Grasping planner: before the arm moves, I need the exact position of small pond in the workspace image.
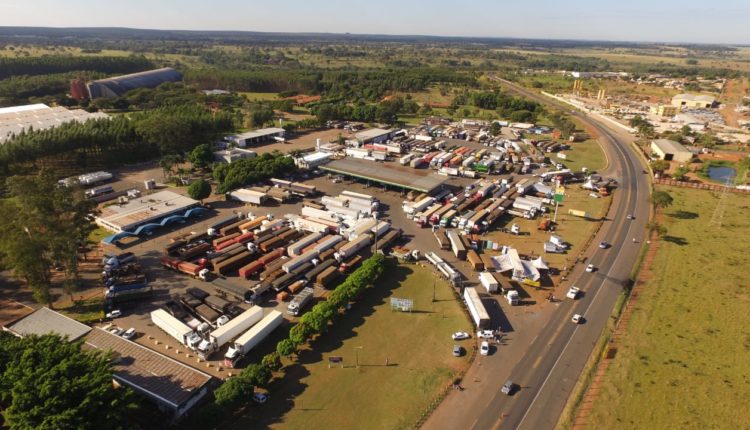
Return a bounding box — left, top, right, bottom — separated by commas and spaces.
707, 166, 736, 182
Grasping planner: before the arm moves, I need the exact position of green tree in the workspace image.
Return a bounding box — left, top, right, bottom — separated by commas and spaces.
0, 172, 97, 305
214, 375, 254, 408
1, 334, 137, 429
647, 221, 668, 237
650, 159, 670, 172
250, 109, 274, 127
673, 166, 689, 181
650, 190, 674, 212
188, 143, 215, 169
489, 122, 502, 136
289, 322, 312, 346
276, 339, 296, 357
242, 363, 272, 388
187, 179, 212, 202
261, 352, 282, 371
159, 154, 182, 180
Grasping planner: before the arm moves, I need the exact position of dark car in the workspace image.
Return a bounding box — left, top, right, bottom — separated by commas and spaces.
501, 380, 515, 395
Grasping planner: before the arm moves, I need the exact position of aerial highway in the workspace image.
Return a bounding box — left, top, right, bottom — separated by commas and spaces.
429, 77, 652, 430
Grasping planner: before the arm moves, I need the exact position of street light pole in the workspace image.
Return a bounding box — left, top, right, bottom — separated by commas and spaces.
355, 346, 363, 368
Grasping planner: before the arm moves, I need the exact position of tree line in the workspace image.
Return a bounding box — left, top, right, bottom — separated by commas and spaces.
185, 68, 476, 102
0, 105, 235, 177
0, 55, 154, 80
212, 152, 296, 194
212, 254, 386, 410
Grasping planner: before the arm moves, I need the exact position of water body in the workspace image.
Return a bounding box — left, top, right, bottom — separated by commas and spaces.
708, 166, 736, 182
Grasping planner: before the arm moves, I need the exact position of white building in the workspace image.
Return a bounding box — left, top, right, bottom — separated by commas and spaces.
0, 104, 108, 143
226, 128, 285, 147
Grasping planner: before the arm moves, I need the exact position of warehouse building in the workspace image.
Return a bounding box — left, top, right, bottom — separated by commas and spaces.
355, 128, 397, 145
671, 94, 715, 109
320, 157, 446, 194
296, 151, 331, 169
96, 190, 202, 238
85, 67, 183, 99
214, 148, 257, 164
651, 139, 694, 162
0, 104, 108, 143
84, 328, 212, 420
4, 307, 91, 341
226, 128, 285, 148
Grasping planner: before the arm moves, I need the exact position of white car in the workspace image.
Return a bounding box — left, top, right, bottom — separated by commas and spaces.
252, 392, 269, 404
105, 310, 122, 319
566, 287, 580, 300
586, 264, 596, 273
452, 332, 470, 341
572, 314, 583, 324
599, 241, 609, 249
477, 330, 495, 339
121, 328, 136, 340
627, 214, 635, 220
108, 327, 123, 336
480, 341, 490, 356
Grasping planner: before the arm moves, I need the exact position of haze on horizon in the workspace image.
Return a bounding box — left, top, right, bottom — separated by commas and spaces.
0, 0, 749, 45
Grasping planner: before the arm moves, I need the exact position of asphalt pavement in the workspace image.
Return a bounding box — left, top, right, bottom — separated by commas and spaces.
425, 78, 651, 430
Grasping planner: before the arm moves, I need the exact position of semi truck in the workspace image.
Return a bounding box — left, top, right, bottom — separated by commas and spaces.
211, 278, 253, 302
224, 310, 284, 368
463, 287, 490, 328
196, 306, 264, 359
335, 235, 371, 261
151, 309, 201, 348
445, 230, 467, 260
287, 287, 314, 316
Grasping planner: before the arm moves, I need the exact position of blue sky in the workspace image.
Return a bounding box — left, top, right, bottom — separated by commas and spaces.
0, 0, 748, 44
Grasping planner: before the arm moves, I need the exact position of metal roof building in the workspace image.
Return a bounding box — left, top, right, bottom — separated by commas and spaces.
651, 139, 694, 163
86, 67, 182, 99
320, 157, 446, 194
671, 94, 715, 109
95, 190, 199, 233
0, 104, 108, 143
355, 128, 396, 144
226, 127, 286, 148
3, 307, 91, 341
84, 328, 212, 420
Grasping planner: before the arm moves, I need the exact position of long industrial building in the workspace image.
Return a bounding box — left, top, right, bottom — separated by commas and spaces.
320, 157, 446, 194
85, 67, 183, 99
0, 104, 108, 143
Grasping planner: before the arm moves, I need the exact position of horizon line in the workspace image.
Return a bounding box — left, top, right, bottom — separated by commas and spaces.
0, 25, 747, 47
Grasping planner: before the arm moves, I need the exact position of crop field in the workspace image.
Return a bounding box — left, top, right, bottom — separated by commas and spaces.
587, 186, 750, 429
230, 261, 472, 430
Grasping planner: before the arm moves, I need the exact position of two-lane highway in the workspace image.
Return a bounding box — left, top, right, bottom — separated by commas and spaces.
467, 78, 651, 430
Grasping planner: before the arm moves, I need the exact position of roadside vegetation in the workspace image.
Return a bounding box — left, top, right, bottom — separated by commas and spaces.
587, 186, 750, 428
227, 260, 472, 430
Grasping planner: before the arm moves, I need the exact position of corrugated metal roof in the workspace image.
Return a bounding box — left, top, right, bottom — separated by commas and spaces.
5, 307, 91, 341
84, 328, 211, 409
652, 139, 691, 154
320, 158, 445, 193
87, 67, 182, 98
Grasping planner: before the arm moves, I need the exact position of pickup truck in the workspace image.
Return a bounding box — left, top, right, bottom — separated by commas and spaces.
566, 286, 580, 300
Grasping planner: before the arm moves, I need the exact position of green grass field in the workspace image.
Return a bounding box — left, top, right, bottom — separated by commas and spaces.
587, 186, 750, 428
231, 261, 472, 430
560, 138, 608, 173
